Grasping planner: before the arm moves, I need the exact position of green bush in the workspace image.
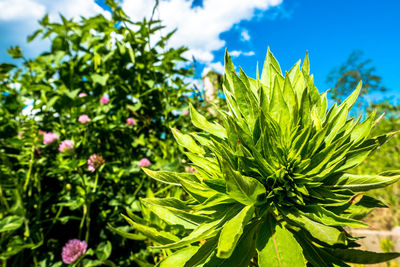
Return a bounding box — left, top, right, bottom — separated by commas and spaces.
353, 104, 400, 229
0, 2, 200, 266
124, 49, 400, 266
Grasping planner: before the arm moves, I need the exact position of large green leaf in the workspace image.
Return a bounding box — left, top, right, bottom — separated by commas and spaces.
324, 172, 400, 191
141, 198, 211, 228
261, 47, 282, 88
108, 224, 147, 241
295, 232, 349, 267
185, 235, 219, 267
193, 193, 237, 211
179, 178, 220, 203
339, 81, 362, 110
300, 205, 368, 228
185, 152, 220, 177
189, 104, 226, 139
221, 160, 266, 205
121, 214, 179, 245
230, 69, 258, 127
157, 246, 199, 267
172, 128, 205, 155
326, 248, 400, 264
217, 205, 255, 258
269, 78, 289, 127
285, 213, 345, 245
152, 218, 222, 249
203, 221, 259, 267
256, 214, 306, 267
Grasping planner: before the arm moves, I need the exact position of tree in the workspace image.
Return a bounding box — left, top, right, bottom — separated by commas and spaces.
326, 50, 386, 108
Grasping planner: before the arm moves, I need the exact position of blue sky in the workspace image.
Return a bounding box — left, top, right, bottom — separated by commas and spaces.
1, 0, 399, 103
211, 0, 400, 103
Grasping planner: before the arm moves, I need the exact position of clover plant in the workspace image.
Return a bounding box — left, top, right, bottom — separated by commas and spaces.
124, 49, 400, 266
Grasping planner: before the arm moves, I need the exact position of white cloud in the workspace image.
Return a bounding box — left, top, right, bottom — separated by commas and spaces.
243, 51, 255, 56
202, 61, 225, 76
0, 0, 279, 80
0, 0, 45, 21
121, 0, 282, 63
241, 29, 251, 41
230, 50, 241, 57
229, 50, 255, 58
41, 0, 109, 21
0, 0, 110, 61
0, 0, 108, 22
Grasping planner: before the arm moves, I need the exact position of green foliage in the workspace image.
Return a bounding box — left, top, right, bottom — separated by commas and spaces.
123, 48, 400, 266
353, 105, 400, 229
0, 1, 200, 266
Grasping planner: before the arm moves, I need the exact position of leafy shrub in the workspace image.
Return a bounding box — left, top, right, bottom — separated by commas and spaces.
353, 105, 400, 229
0, 2, 200, 266
123, 49, 400, 266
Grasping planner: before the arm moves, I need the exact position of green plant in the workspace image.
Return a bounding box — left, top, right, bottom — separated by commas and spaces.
352, 107, 400, 229
121, 49, 400, 266
0, 1, 201, 266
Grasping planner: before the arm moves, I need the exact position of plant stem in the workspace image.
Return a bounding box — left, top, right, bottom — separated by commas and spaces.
78, 203, 87, 240
85, 201, 91, 243
132, 177, 147, 198
23, 144, 35, 192
0, 186, 9, 210
153, 184, 173, 197
93, 172, 99, 193
44, 206, 63, 238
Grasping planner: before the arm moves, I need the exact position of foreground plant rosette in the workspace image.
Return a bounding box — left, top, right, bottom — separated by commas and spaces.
120, 49, 400, 266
